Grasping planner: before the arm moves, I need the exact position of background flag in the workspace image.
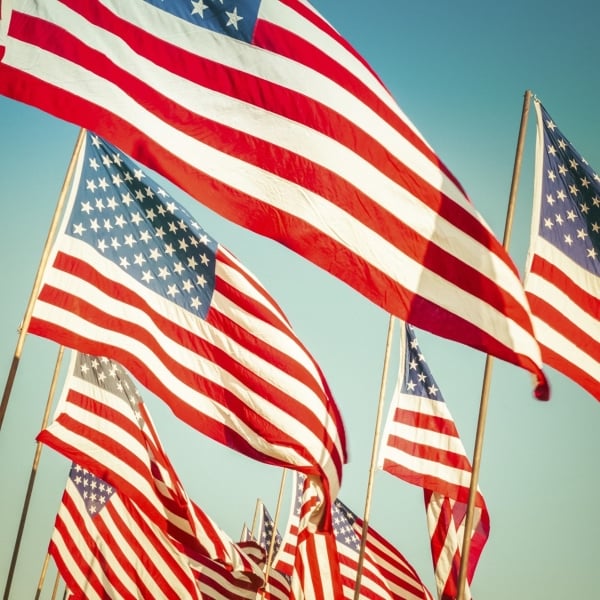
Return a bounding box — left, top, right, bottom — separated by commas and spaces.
30, 130, 346, 499
275, 472, 434, 600
524, 100, 600, 401
38, 351, 267, 598
378, 323, 490, 600
0, 0, 547, 397
256, 500, 291, 600
50, 462, 203, 600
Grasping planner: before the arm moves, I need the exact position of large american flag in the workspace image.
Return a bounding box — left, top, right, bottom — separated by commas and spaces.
275, 472, 434, 600
0, 0, 548, 397
29, 130, 346, 499
39, 351, 268, 599
377, 323, 490, 600
524, 100, 600, 401
50, 463, 203, 600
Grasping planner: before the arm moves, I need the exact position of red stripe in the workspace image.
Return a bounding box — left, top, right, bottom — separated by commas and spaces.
391, 406, 461, 437
383, 432, 473, 473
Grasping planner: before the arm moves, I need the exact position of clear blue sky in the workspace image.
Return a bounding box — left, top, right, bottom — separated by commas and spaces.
1, 1, 599, 598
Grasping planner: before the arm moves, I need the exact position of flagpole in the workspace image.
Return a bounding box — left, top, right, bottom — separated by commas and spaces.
0, 128, 85, 434
250, 497, 261, 539
49, 571, 61, 600
261, 469, 287, 599
353, 315, 395, 600
456, 89, 533, 600
3, 346, 66, 600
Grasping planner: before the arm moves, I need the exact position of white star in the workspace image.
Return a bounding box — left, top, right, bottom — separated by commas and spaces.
191, 0, 208, 17
226, 6, 243, 30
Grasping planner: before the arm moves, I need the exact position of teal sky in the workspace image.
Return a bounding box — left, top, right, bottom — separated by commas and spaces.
1, 1, 599, 598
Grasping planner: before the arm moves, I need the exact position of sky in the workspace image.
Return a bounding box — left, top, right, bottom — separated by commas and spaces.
1, 0, 599, 599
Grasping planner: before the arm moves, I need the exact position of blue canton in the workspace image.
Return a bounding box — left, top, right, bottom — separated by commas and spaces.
73, 353, 143, 420
332, 499, 361, 552
538, 105, 600, 275
401, 325, 444, 403
260, 505, 282, 555
69, 463, 115, 517
68, 132, 217, 319
143, 0, 261, 43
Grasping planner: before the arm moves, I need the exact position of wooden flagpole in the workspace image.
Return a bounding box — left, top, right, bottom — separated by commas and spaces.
33, 553, 50, 600
48, 571, 61, 600
3, 345, 66, 600
0, 128, 85, 434
352, 315, 395, 600
456, 89, 533, 600
261, 469, 287, 599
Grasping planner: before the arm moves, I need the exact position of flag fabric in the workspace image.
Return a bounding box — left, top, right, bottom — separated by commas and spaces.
523, 100, 600, 401
256, 500, 292, 600
275, 472, 434, 600
38, 351, 267, 598
50, 463, 203, 600
257, 502, 283, 558
29, 130, 346, 500
378, 323, 490, 600
0, 0, 548, 398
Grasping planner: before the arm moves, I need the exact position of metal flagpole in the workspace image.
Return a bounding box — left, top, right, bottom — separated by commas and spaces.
3, 345, 66, 600
352, 315, 396, 600
456, 89, 533, 600
261, 469, 287, 599
0, 128, 85, 433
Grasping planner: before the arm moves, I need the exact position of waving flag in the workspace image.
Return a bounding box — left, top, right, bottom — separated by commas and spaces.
50, 463, 203, 600
378, 323, 490, 600
275, 472, 434, 600
256, 500, 291, 600
0, 0, 547, 397
524, 100, 600, 401
30, 130, 346, 499
38, 351, 267, 598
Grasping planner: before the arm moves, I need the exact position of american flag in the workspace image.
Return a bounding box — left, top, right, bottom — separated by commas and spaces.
38, 351, 268, 599
256, 500, 292, 600
275, 472, 434, 600
524, 100, 600, 401
377, 323, 490, 600
258, 502, 283, 557
50, 463, 203, 600
0, 0, 548, 397
29, 130, 346, 500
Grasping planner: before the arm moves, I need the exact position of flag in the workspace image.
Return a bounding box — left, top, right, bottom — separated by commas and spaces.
38, 351, 267, 598
50, 462, 203, 600
257, 502, 283, 558
0, 0, 548, 397
29, 130, 346, 499
524, 100, 600, 401
256, 500, 292, 600
275, 472, 434, 600
378, 323, 490, 600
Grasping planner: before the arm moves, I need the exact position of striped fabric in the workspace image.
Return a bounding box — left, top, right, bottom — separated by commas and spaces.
39, 351, 266, 599
0, 0, 548, 398
378, 323, 490, 600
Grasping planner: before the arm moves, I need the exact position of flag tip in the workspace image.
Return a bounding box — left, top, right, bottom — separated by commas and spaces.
534, 377, 550, 401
